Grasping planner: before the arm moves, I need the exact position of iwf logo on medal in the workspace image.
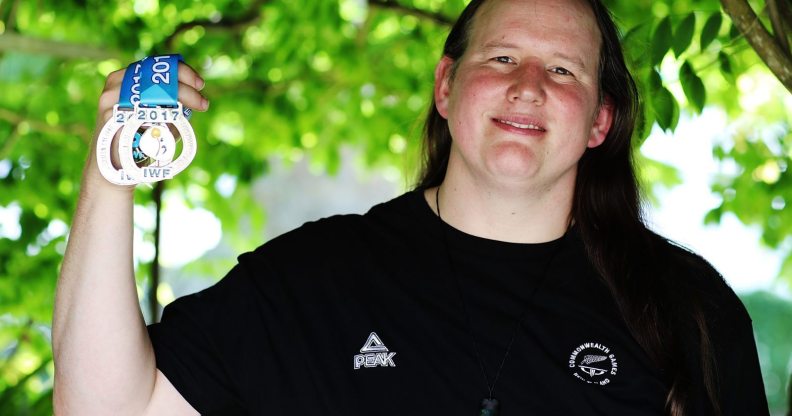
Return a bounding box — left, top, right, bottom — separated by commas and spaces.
568, 341, 618, 385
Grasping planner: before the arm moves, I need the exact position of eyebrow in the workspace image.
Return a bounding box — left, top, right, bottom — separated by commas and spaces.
481, 41, 520, 51
480, 41, 588, 70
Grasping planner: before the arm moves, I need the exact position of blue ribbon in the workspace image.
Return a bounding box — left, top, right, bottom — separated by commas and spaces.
116, 54, 192, 118
118, 58, 147, 109
139, 54, 183, 108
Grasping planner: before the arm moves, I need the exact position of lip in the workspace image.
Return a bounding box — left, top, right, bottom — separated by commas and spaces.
491, 115, 547, 136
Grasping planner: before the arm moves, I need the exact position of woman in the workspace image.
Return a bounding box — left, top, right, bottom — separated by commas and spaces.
53, 0, 768, 414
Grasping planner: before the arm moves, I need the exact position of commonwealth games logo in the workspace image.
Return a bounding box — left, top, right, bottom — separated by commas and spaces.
568, 341, 618, 385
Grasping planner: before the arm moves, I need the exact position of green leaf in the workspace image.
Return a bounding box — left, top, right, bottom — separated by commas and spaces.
679, 61, 706, 113
636, 106, 653, 143
672, 13, 696, 57
651, 17, 673, 66
639, 155, 682, 190
718, 51, 734, 81
779, 255, 792, 284
700, 12, 722, 51
728, 21, 742, 40
623, 23, 651, 66
648, 68, 663, 90
704, 207, 723, 225
623, 23, 646, 45
651, 85, 677, 131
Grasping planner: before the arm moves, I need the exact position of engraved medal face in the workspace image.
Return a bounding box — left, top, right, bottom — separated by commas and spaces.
137, 125, 176, 164
117, 104, 197, 183
96, 105, 140, 186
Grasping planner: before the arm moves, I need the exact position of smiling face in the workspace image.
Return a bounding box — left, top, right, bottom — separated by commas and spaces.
435, 0, 612, 195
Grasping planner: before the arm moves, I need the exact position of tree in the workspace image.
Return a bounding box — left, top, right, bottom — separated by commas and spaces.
0, 0, 789, 413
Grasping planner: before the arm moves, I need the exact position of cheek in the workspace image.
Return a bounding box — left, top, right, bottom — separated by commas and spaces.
449, 73, 500, 113
553, 87, 599, 127
553, 86, 585, 110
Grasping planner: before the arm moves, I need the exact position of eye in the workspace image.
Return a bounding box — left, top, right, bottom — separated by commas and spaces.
492, 56, 514, 64
550, 67, 573, 76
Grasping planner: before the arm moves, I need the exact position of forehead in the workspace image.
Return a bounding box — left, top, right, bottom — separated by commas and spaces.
468, 0, 601, 62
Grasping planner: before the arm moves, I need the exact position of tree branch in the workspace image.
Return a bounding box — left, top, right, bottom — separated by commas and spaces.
368, 0, 453, 26
720, 0, 792, 93
0, 124, 21, 161
5, 0, 20, 32
0, 32, 123, 60
149, 181, 164, 323
767, 0, 790, 56
163, 0, 270, 50
776, 0, 792, 27
0, 108, 92, 156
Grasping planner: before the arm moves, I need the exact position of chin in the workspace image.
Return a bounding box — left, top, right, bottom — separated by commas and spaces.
485, 146, 539, 179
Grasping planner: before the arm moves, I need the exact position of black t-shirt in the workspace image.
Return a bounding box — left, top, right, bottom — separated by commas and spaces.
147, 191, 768, 415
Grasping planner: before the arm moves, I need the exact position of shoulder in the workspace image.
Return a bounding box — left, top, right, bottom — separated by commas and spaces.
241, 191, 425, 265
651, 232, 752, 330
653, 237, 769, 413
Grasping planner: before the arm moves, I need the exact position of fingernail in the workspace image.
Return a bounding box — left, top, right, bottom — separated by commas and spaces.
202, 98, 209, 110
197, 78, 205, 91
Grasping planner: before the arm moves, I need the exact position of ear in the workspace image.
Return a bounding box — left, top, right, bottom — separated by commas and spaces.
434, 56, 455, 119
587, 96, 613, 148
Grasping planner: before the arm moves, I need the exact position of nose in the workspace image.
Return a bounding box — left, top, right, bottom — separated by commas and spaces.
507, 63, 545, 105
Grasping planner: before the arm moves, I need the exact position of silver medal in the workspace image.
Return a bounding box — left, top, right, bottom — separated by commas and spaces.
96, 105, 140, 186
117, 103, 197, 184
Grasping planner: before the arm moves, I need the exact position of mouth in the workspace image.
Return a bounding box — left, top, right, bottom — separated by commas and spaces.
493, 118, 546, 132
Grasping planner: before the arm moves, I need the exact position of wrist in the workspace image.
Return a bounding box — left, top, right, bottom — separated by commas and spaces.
81, 155, 136, 197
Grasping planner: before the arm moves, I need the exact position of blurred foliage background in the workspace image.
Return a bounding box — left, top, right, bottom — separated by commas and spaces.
0, 0, 790, 413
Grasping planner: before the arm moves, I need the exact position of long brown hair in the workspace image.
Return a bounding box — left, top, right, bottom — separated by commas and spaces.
415, 0, 720, 414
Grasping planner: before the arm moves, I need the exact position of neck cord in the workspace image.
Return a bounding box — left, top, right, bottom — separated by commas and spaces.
434, 187, 566, 415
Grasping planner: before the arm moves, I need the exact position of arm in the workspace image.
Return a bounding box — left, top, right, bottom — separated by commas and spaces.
717, 318, 770, 416
52, 63, 207, 415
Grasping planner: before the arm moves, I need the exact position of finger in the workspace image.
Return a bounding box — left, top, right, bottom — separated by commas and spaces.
177, 62, 205, 92
104, 67, 127, 89
92, 106, 115, 129
97, 89, 121, 118
177, 81, 209, 112
97, 68, 127, 114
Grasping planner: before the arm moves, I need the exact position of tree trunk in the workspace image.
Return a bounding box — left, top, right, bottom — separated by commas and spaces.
149, 181, 164, 323
720, 0, 792, 93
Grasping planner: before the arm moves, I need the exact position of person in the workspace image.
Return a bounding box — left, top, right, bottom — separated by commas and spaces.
52, 0, 770, 414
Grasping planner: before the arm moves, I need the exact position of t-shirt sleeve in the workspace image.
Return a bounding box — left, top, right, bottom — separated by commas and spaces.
676, 249, 770, 415
147, 252, 264, 415
714, 317, 770, 415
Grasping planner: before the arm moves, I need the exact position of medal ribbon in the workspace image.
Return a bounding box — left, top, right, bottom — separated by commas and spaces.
117, 55, 191, 117
118, 59, 145, 109
139, 54, 182, 108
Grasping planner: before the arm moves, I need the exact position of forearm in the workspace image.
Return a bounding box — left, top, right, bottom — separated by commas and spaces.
52, 158, 155, 415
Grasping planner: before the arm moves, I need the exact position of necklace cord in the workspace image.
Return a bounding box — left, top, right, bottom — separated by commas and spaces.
434, 187, 567, 401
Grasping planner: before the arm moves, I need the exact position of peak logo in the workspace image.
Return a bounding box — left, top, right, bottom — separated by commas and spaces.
569, 342, 618, 385
353, 332, 396, 369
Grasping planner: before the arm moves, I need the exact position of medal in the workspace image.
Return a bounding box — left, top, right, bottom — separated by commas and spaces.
96, 60, 145, 185
96, 105, 140, 185
117, 103, 196, 182
97, 54, 197, 185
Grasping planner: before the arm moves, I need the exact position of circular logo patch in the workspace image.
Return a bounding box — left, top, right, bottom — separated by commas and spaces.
568, 342, 618, 385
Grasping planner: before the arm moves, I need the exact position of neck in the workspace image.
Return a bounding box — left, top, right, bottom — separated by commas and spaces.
427, 180, 572, 244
